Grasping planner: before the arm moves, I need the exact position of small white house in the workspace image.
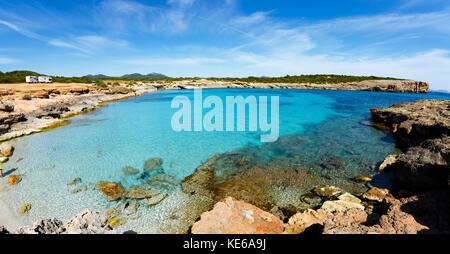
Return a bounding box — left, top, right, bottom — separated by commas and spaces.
26, 76, 52, 83
25, 76, 39, 83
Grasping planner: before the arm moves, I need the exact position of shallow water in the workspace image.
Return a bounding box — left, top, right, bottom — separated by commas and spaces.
1, 89, 449, 232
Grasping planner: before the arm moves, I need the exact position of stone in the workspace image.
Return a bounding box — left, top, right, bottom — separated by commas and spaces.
378, 155, 398, 172
0, 226, 9, 234
20, 203, 31, 214
284, 209, 329, 234
143, 158, 163, 173
192, 197, 284, 234
0, 157, 8, 163
337, 193, 362, 204
8, 174, 22, 185
0, 143, 14, 157
122, 166, 139, 175
147, 173, 178, 189
98, 182, 126, 201
67, 177, 81, 185
0, 101, 14, 112
14, 218, 64, 234
125, 185, 159, 199
104, 207, 120, 220
107, 218, 127, 228
355, 175, 373, 182
122, 199, 139, 215
301, 192, 322, 206
34, 91, 50, 99
63, 209, 112, 234
313, 185, 342, 198
321, 200, 365, 213
147, 193, 167, 206
70, 183, 92, 194
363, 187, 393, 202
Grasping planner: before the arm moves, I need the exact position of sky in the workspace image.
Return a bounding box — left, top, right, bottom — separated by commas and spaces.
0, 0, 449, 90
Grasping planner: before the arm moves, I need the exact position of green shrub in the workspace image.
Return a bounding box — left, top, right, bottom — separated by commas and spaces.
22, 94, 32, 100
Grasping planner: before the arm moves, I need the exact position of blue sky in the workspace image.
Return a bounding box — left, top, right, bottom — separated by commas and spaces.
0, 0, 449, 90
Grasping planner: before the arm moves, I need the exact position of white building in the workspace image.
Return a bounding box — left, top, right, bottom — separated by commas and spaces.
26, 76, 52, 83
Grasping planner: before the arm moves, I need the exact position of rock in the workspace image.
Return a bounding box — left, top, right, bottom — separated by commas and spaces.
147, 173, 178, 189
97, 182, 126, 201
313, 185, 342, 198
337, 193, 362, 204
301, 192, 322, 207
20, 203, 31, 214
107, 218, 127, 228
0, 101, 14, 112
34, 91, 50, 99
147, 193, 167, 206
284, 209, 329, 234
192, 197, 284, 234
122, 166, 139, 175
70, 183, 92, 194
122, 199, 139, 215
0, 226, 9, 234
7, 174, 22, 185
104, 207, 120, 220
14, 218, 64, 234
63, 209, 112, 234
67, 177, 81, 186
143, 158, 163, 173
321, 200, 365, 213
0, 143, 14, 157
363, 187, 393, 202
125, 185, 159, 199
355, 175, 373, 182
378, 155, 398, 172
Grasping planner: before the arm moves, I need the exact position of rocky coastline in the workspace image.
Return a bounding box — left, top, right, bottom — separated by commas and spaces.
0, 82, 447, 235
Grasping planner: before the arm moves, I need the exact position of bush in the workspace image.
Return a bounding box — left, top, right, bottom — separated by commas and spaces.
22, 94, 32, 100
112, 82, 120, 87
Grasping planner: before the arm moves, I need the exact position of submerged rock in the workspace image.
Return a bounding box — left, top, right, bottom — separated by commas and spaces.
121, 199, 139, 215
70, 183, 93, 194
125, 185, 160, 199
147, 193, 167, 206
313, 185, 342, 198
97, 182, 126, 201
355, 175, 373, 182
122, 166, 139, 175
143, 158, 163, 173
104, 207, 120, 220
192, 197, 284, 234
7, 174, 22, 185
67, 177, 81, 186
147, 173, 178, 190
20, 203, 32, 214
107, 218, 127, 228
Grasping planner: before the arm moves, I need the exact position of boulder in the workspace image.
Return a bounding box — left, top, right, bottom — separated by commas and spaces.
0, 101, 14, 112
363, 187, 393, 202
321, 200, 365, 213
337, 193, 362, 204
14, 218, 64, 234
97, 182, 126, 201
63, 209, 112, 234
284, 209, 329, 234
192, 197, 284, 234
0, 143, 14, 157
378, 154, 398, 172
147, 193, 167, 206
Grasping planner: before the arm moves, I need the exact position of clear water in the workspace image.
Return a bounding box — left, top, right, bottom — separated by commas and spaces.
1, 89, 449, 233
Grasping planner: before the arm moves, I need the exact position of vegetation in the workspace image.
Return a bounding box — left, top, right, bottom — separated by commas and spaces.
0, 70, 404, 85
22, 94, 32, 100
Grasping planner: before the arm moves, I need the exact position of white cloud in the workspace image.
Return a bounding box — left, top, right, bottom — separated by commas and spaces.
116, 57, 224, 65
0, 56, 18, 64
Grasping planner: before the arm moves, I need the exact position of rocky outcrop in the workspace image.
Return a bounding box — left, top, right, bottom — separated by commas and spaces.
192, 197, 284, 234
4, 209, 113, 234
371, 99, 449, 191
0, 101, 14, 112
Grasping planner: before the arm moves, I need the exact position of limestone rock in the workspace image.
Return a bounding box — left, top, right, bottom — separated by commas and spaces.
122, 166, 139, 175
337, 193, 362, 204
284, 209, 329, 234
363, 187, 393, 202
192, 197, 284, 234
63, 209, 112, 234
14, 218, 64, 234
122, 199, 139, 215
98, 182, 126, 201
8, 174, 22, 185
379, 155, 398, 172
321, 200, 365, 213
104, 207, 120, 220
108, 218, 127, 228
125, 185, 159, 199
143, 158, 163, 173
147, 193, 167, 206
313, 185, 342, 198
67, 177, 81, 186
355, 175, 373, 182
0, 143, 14, 157
0, 101, 14, 112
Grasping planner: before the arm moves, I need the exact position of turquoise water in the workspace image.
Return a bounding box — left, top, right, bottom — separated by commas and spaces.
1, 89, 449, 232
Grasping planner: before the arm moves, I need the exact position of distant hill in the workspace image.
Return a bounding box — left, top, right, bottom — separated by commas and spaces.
121, 73, 168, 78
0, 70, 42, 83
87, 73, 168, 79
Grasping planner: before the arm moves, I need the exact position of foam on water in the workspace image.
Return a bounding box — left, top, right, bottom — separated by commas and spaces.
1, 89, 449, 232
